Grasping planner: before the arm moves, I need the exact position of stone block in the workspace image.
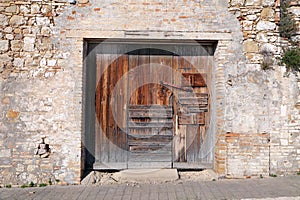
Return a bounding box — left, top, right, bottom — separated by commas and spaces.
13, 58, 24, 68
2, 97, 10, 104
280, 139, 289, 146
245, 0, 261, 6
262, 0, 275, 6
6, 109, 20, 119
36, 17, 50, 26
4, 27, 12, 33
243, 20, 253, 31
24, 43, 34, 52
31, 3, 40, 14
20, 5, 30, 14
0, 14, 8, 27
243, 40, 259, 53
0, 40, 9, 52
10, 40, 23, 51
41, 5, 52, 15
23, 37, 35, 52
78, 0, 89, 3
5, 5, 17, 13
9, 15, 25, 27
230, 0, 244, 6
256, 21, 276, 31
47, 59, 56, 67
5, 34, 13, 40
256, 32, 268, 42
261, 7, 275, 20
41, 27, 51, 36
290, 7, 300, 17
16, 163, 24, 172
246, 15, 258, 21
0, 149, 11, 157
0, 54, 12, 66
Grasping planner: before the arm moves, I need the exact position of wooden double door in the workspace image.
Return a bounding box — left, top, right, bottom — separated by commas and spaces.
94, 47, 211, 169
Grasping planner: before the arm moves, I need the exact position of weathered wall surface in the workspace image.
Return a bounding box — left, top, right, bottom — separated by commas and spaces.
0, 0, 83, 185
224, 0, 300, 178
0, 0, 299, 185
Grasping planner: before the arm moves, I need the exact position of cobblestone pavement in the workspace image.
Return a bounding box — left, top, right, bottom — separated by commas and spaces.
1, 176, 299, 200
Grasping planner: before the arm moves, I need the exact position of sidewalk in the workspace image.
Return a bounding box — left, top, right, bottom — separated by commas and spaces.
1, 176, 299, 200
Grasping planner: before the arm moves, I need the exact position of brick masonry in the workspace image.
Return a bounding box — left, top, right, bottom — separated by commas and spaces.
0, 0, 299, 185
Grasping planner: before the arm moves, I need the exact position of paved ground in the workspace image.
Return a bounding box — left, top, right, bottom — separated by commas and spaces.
0, 176, 299, 200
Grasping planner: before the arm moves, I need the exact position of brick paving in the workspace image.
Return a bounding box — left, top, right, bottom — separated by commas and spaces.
0, 176, 299, 200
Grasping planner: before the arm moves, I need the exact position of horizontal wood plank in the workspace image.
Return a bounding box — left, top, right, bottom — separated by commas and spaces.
128, 134, 173, 141
178, 113, 205, 125
179, 98, 208, 105
179, 105, 208, 113
129, 145, 171, 152
129, 105, 173, 110
129, 112, 173, 118
128, 122, 173, 128
128, 154, 172, 162
177, 92, 208, 98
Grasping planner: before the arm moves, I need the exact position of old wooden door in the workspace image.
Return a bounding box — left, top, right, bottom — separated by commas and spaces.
93, 43, 213, 169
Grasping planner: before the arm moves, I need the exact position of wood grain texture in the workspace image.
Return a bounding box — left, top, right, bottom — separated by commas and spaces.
95, 49, 211, 168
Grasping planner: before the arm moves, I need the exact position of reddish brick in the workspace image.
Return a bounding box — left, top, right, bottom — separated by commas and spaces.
179, 15, 189, 19
67, 16, 75, 20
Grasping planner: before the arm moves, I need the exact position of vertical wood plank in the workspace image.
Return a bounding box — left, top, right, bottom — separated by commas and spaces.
128, 54, 139, 105
186, 125, 199, 162
95, 54, 102, 162
100, 54, 110, 163
137, 49, 150, 105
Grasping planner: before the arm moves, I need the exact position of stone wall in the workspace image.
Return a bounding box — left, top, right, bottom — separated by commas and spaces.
224, 0, 300, 178
0, 0, 82, 185
0, 0, 299, 185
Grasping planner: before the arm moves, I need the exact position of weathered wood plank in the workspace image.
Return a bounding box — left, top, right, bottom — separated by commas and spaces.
129, 104, 173, 110
186, 125, 200, 162
129, 112, 173, 118
100, 54, 111, 163
95, 54, 129, 164
129, 145, 171, 152
108, 54, 118, 162
179, 98, 208, 105
173, 124, 186, 162
128, 54, 139, 105
128, 133, 172, 138
181, 73, 207, 87
179, 105, 208, 113
178, 113, 205, 125
128, 122, 173, 128
177, 92, 208, 98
